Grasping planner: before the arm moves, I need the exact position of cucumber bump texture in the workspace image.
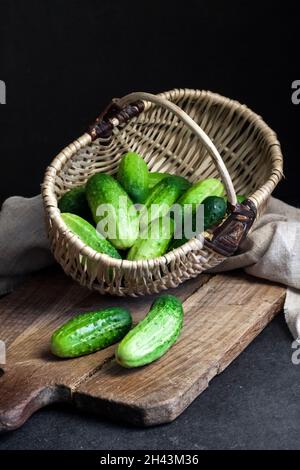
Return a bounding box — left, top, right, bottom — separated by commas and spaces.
177, 177, 225, 234
58, 185, 92, 222
51, 307, 132, 358
178, 178, 225, 209
61, 213, 121, 259
117, 152, 149, 204
140, 175, 191, 228
169, 182, 226, 250
127, 216, 174, 261
148, 172, 172, 190
86, 173, 139, 250
115, 295, 183, 368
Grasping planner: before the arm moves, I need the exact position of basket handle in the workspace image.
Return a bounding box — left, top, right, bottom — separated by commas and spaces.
117, 92, 238, 207
88, 91, 257, 256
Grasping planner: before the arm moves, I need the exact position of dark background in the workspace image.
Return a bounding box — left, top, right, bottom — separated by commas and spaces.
0, 0, 299, 205
1, 0, 300, 452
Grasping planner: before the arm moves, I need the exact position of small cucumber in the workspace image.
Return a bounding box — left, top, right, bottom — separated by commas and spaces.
174, 178, 225, 242
58, 186, 93, 222
115, 295, 183, 368
127, 216, 174, 261
51, 307, 132, 358
61, 213, 121, 259
140, 175, 191, 228
178, 178, 225, 209
169, 194, 227, 250
86, 173, 139, 250
148, 172, 172, 190
117, 152, 149, 204
203, 195, 227, 230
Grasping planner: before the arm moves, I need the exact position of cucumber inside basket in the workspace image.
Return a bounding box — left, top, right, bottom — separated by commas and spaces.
42, 89, 283, 296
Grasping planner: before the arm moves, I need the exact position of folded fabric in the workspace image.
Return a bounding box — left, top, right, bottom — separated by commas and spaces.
209, 197, 300, 338
0, 195, 53, 296
0, 194, 299, 339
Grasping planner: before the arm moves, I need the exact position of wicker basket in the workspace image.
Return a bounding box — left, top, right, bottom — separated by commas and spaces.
42, 89, 283, 296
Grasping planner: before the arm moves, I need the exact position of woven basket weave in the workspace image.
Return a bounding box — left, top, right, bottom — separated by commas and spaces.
42, 89, 283, 296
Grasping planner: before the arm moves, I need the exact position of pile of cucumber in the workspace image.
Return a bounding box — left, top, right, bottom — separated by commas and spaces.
59, 151, 246, 260
53, 152, 247, 367
51, 294, 183, 368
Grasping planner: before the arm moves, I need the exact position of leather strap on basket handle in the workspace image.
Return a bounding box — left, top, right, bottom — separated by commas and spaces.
88, 100, 145, 140
205, 199, 257, 256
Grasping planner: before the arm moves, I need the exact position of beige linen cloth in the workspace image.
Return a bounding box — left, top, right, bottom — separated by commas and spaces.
0, 194, 299, 338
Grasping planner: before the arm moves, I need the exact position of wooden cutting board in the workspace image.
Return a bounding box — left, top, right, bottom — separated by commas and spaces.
0, 267, 285, 431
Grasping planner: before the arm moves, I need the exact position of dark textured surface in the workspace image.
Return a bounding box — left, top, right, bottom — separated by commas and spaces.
0, 314, 299, 450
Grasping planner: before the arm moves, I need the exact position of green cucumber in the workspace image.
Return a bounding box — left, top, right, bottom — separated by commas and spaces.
51, 307, 132, 358
140, 175, 191, 228
117, 152, 149, 204
177, 178, 225, 209
174, 178, 225, 242
148, 172, 172, 190
58, 186, 93, 222
115, 295, 183, 368
224, 194, 247, 204
203, 195, 227, 230
127, 216, 174, 261
86, 173, 139, 250
236, 194, 246, 204
61, 213, 121, 259
169, 194, 227, 250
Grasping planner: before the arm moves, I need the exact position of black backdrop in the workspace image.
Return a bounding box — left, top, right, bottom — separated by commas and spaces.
0, 0, 299, 205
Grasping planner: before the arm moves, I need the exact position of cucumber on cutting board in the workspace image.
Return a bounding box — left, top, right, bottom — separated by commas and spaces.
117, 152, 149, 204
61, 213, 121, 259
116, 295, 183, 368
51, 307, 132, 358
86, 173, 139, 250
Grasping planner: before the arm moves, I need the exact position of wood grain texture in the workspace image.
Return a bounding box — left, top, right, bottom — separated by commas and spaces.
0, 267, 285, 431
